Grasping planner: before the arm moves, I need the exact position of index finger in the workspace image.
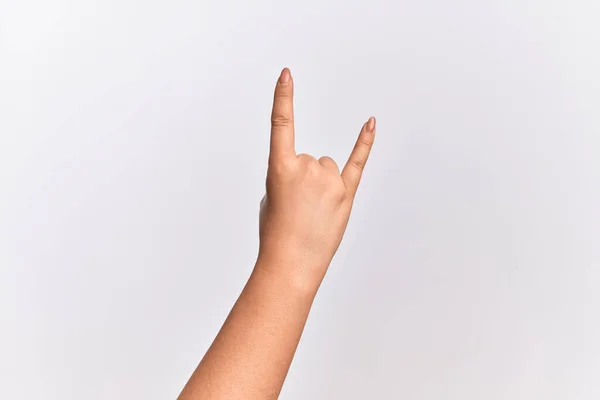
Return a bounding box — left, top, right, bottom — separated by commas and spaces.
269, 68, 295, 161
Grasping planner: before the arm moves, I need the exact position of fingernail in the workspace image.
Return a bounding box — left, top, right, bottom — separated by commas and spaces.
279, 68, 291, 85
366, 117, 376, 133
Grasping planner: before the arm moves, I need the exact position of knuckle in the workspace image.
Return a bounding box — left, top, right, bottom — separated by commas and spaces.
350, 157, 366, 171
273, 92, 292, 104
271, 114, 293, 128
274, 89, 292, 98
319, 157, 340, 172
296, 154, 321, 177
308, 160, 321, 174
358, 137, 373, 150
269, 157, 293, 175
297, 153, 317, 164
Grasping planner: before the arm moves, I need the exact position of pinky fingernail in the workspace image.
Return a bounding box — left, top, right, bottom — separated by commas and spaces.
367, 117, 376, 132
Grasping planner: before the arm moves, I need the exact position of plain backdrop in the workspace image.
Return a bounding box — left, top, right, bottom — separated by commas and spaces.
1, 1, 599, 399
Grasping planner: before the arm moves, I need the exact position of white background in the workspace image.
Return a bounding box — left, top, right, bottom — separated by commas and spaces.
1, 1, 599, 399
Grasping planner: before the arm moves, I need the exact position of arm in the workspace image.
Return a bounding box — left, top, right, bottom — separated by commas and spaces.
178, 68, 376, 400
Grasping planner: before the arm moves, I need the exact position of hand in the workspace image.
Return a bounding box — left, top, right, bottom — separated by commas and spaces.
257, 68, 376, 285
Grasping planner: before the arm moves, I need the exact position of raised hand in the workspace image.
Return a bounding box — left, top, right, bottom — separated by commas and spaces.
179, 68, 376, 400
258, 68, 376, 285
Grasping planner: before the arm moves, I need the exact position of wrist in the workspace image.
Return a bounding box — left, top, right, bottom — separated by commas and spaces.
253, 253, 327, 297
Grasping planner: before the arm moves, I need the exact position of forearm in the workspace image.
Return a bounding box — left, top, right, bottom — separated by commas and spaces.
178, 257, 323, 400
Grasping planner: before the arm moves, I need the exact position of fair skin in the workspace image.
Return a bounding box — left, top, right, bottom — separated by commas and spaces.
178, 68, 376, 400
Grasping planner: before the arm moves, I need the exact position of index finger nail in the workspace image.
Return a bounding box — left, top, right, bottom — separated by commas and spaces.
279, 68, 291, 85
